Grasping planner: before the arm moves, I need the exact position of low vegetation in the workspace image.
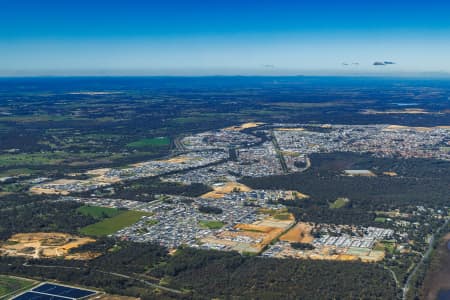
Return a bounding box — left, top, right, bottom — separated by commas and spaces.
329, 197, 350, 209
0, 199, 97, 240
199, 220, 225, 229
0, 275, 36, 298
76, 206, 121, 219
79, 211, 150, 236
126, 137, 170, 148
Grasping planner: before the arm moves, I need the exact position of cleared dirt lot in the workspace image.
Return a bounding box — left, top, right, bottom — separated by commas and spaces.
275, 127, 305, 131
362, 108, 431, 115
201, 182, 252, 199
0, 232, 99, 260
280, 222, 314, 243
223, 122, 265, 131
382, 125, 450, 132
202, 215, 294, 254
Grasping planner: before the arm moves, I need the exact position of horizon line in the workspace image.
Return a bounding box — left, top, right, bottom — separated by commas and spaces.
1, 72, 450, 79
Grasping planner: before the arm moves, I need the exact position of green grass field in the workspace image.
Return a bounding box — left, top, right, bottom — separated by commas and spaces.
199, 220, 225, 229
374, 241, 396, 254
0, 275, 36, 298
273, 213, 292, 220
126, 137, 170, 148
382, 241, 396, 254
80, 210, 150, 236
145, 219, 158, 226
329, 197, 350, 209
375, 217, 387, 223
0, 151, 111, 168
77, 205, 121, 219
0, 168, 35, 178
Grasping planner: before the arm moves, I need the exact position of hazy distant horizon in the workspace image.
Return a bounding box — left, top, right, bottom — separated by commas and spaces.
1, 71, 450, 79
1, 1, 450, 76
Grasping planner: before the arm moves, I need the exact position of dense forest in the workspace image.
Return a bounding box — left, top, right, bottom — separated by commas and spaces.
78, 177, 212, 201
0, 198, 96, 240
0, 242, 399, 299
242, 152, 450, 226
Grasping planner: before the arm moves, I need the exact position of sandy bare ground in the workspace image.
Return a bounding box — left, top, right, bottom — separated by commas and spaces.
29, 179, 81, 195
202, 215, 293, 253
130, 155, 192, 167
223, 122, 265, 131
85, 168, 111, 176
275, 127, 305, 131
0, 232, 99, 260
235, 224, 274, 233
160, 156, 192, 164
276, 245, 384, 262
201, 182, 252, 199
344, 170, 376, 177
383, 171, 398, 176
29, 187, 70, 195
383, 125, 450, 132
361, 108, 432, 115
30, 175, 117, 195
280, 222, 314, 243
255, 215, 295, 228
291, 191, 309, 199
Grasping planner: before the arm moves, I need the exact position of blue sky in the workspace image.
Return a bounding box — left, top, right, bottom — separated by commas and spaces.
1, 0, 450, 76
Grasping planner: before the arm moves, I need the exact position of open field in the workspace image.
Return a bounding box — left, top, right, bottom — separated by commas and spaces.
199, 220, 225, 229
0, 233, 98, 260
76, 206, 121, 219
235, 224, 274, 233
343, 169, 376, 177
85, 168, 112, 176
0, 152, 66, 168
283, 191, 309, 199
159, 156, 191, 164
126, 137, 170, 148
273, 212, 293, 220
0, 168, 35, 178
275, 127, 305, 131
254, 214, 295, 228
223, 122, 264, 131
383, 125, 450, 132
131, 154, 193, 166
280, 222, 314, 243
329, 197, 350, 209
382, 171, 398, 176
200, 182, 252, 199
80, 211, 150, 236
219, 227, 285, 252
29, 187, 70, 195
375, 217, 387, 223
29, 179, 82, 195
0, 151, 118, 170
275, 244, 385, 262
0, 275, 37, 299
29, 174, 121, 195
361, 108, 432, 115
201, 214, 294, 254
